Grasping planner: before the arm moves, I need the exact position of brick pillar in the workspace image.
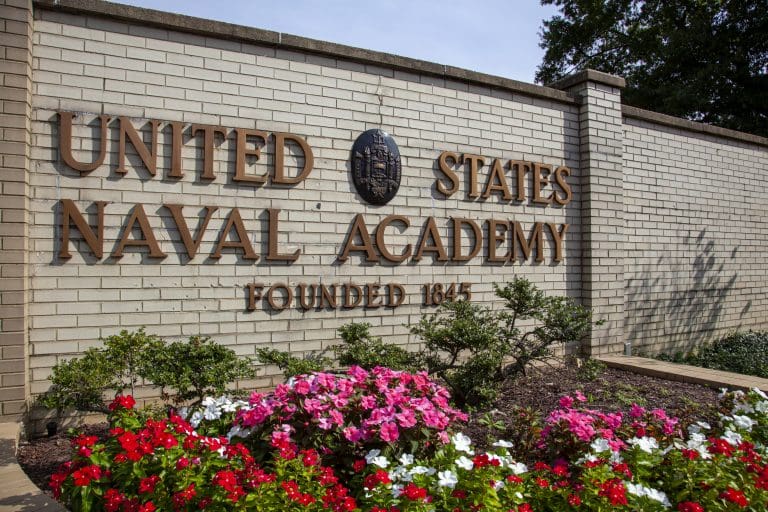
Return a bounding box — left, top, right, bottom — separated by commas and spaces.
0, 0, 32, 419
553, 70, 626, 356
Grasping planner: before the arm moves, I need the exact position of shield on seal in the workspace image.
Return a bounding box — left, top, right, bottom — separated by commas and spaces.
350, 129, 401, 205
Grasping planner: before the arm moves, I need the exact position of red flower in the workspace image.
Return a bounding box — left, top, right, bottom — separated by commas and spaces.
301, 449, 320, 467
109, 394, 136, 411
364, 469, 391, 490
472, 453, 500, 468
72, 464, 102, 486
402, 482, 428, 501
720, 487, 749, 507
517, 504, 533, 512
103, 488, 124, 512
138, 501, 156, 512
506, 475, 523, 485
567, 493, 582, 506
708, 438, 735, 457
353, 459, 366, 473
213, 470, 239, 492
598, 478, 627, 506
172, 484, 196, 508
677, 502, 704, 512
681, 449, 699, 460
138, 475, 160, 494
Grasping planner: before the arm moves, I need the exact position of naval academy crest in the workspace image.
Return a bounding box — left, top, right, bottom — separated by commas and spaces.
351, 129, 401, 205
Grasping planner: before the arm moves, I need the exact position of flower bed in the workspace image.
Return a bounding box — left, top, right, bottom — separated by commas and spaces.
50, 366, 768, 511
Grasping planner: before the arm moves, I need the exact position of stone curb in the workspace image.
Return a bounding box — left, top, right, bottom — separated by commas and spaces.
0, 423, 65, 511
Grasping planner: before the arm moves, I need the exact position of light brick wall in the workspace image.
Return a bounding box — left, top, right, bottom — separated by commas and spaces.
622, 117, 768, 354
0, 0, 33, 419
26, 9, 582, 397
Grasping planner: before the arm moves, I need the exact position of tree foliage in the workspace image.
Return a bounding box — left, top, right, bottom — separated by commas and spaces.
536, 0, 768, 136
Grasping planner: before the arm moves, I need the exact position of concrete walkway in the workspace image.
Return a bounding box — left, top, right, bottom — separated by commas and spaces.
597, 355, 768, 391
1, 355, 767, 511
0, 423, 64, 511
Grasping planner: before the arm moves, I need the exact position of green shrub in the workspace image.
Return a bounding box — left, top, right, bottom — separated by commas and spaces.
39, 330, 255, 412
411, 278, 595, 407
335, 322, 418, 371
141, 336, 256, 405
255, 347, 332, 378
661, 331, 768, 378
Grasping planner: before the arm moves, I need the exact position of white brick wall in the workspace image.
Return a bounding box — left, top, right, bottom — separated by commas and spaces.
623, 118, 768, 354
27, 10, 582, 395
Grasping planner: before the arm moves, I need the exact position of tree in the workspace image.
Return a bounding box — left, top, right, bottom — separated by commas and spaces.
536, 0, 768, 137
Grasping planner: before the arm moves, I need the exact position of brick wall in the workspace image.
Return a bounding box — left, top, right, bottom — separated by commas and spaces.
622, 115, 768, 354
0, 1, 766, 421
25, 8, 582, 398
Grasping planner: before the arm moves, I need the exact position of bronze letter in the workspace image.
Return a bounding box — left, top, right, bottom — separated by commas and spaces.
463, 154, 485, 199
234, 128, 268, 184
387, 283, 405, 307
59, 199, 107, 259
552, 166, 573, 205
532, 163, 553, 205
510, 160, 531, 202
117, 117, 160, 175
452, 217, 482, 262
112, 204, 167, 259
318, 284, 337, 309
338, 214, 379, 263
297, 283, 316, 310
267, 208, 300, 262
191, 124, 227, 180
273, 132, 314, 185
343, 283, 363, 309
486, 219, 510, 263
413, 217, 448, 262
436, 151, 460, 197
165, 204, 219, 259
547, 223, 569, 262
246, 283, 263, 311
365, 284, 382, 309
211, 208, 258, 260
58, 111, 109, 174
168, 121, 184, 178
481, 159, 512, 200
513, 221, 544, 263
266, 284, 292, 311
375, 215, 412, 263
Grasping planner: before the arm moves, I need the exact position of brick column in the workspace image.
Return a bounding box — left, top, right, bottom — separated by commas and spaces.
0, 0, 32, 419
553, 70, 626, 356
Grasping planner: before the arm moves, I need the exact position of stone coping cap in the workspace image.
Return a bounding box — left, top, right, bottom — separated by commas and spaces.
549, 69, 627, 90
33, 0, 578, 106
623, 105, 768, 148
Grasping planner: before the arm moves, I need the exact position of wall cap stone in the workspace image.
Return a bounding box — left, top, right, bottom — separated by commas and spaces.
549, 69, 627, 91
622, 105, 768, 148
32, 0, 578, 106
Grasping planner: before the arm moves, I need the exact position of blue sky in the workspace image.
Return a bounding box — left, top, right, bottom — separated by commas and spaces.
117, 0, 559, 83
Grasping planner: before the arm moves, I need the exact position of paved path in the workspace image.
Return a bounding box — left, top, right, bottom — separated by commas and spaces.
597, 355, 768, 391
1, 355, 768, 511
0, 423, 64, 511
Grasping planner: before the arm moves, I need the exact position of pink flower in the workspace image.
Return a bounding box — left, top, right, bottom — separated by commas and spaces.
629, 403, 646, 418
294, 380, 311, 395
380, 421, 399, 442
574, 391, 587, 402
559, 396, 574, 408
343, 426, 363, 442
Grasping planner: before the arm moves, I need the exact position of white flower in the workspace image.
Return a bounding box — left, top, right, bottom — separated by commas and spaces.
391, 483, 403, 498
488, 453, 504, 467
732, 414, 756, 431
455, 456, 474, 470
398, 453, 414, 466
390, 466, 411, 482
626, 482, 671, 508
492, 439, 513, 448
189, 411, 203, 428
451, 433, 474, 454
371, 456, 390, 468
756, 401, 768, 414
437, 470, 458, 488
409, 465, 435, 476
591, 437, 610, 453
493, 480, 505, 490
752, 388, 768, 399
365, 449, 381, 463
722, 429, 743, 446
628, 436, 659, 453
509, 462, 528, 475
203, 404, 220, 421
226, 425, 252, 440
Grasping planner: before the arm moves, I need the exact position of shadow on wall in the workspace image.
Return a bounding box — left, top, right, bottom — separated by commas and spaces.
625, 228, 739, 355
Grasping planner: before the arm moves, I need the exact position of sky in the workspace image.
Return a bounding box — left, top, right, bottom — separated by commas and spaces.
115, 0, 560, 84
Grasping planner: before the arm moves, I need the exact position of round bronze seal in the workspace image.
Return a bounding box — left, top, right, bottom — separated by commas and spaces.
350, 129, 401, 205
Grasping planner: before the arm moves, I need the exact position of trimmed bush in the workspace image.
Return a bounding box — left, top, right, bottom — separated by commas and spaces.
658, 331, 768, 378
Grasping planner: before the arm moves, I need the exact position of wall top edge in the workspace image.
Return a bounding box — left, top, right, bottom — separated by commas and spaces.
622, 105, 768, 148
32, 0, 579, 106
549, 69, 626, 91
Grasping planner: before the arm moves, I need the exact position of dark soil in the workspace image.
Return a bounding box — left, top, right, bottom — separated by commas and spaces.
17, 363, 723, 498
